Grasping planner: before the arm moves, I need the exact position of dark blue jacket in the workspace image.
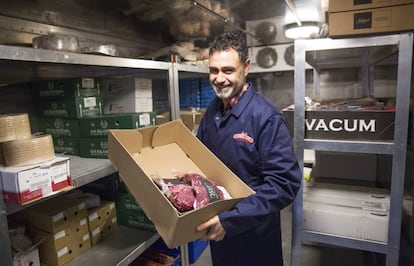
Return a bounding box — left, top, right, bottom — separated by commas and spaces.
197, 83, 301, 266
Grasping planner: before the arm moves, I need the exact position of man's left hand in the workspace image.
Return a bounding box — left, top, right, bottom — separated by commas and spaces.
197, 215, 226, 241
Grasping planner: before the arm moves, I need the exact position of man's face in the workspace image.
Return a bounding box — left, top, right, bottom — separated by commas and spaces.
208, 48, 250, 101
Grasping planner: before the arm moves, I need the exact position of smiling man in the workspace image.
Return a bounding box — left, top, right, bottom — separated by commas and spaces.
196, 31, 302, 266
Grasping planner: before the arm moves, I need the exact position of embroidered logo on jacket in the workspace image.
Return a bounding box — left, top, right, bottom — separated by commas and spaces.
233, 131, 254, 144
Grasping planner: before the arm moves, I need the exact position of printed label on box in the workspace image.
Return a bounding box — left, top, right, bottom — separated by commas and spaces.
83, 97, 97, 108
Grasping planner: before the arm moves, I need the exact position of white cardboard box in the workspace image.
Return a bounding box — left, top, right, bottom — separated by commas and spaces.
0, 157, 71, 204
104, 97, 153, 114
102, 78, 152, 98
304, 182, 390, 207
304, 200, 389, 242
13, 246, 40, 266
303, 183, 390, 242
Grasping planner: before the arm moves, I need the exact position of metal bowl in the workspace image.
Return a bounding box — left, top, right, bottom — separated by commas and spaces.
32, 33, 80, 52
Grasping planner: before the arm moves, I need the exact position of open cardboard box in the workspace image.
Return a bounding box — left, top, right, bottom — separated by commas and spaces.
108, 120, 254, 248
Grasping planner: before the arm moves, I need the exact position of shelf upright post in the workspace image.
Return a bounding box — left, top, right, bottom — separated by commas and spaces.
169, 61, 181, 121
0, 178, 13, 265
291, 38, 307, 266
168, 60, 191, 266
386, 32, 413, 266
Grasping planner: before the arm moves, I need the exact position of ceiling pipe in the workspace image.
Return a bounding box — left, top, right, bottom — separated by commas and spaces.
284, 0, 302, 26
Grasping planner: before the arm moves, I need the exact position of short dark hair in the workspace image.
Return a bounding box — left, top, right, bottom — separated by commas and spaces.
209, 31, 248, 63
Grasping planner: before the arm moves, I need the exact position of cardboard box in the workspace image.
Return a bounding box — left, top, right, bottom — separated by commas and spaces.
116, 192, 142, 211
70, 232, 92, 257
179, 110, 204, 133
37, 118, 80, 138
87, 200, 116, 229
329, 0, 414, 12
89, 216, 118, 245
32, 78, 102, 98
67, 217, 90, 239
37, 244, 73, 266
49, 157, 71, 191
329, 4, 414, 37
102, 78, 152, 98
104, 97, 153, 114
79, 113, 156, 138
108, 120, 255, 248
304, 182, 389, 202
155, 110, 205, 132
35, 97, 103, 118
27, 196, 87, 233
303, 200, 389, 242
30, 227, 71, 254
79, 138, 108, 159
117, 208, 156, 232
0, 157, 71, 204
13, 246, 40, 266
283, 110, 395, 141
156, 112, 171, 125
1, 163, 52, 204
304, 182, 390, 210
52, 137, 80, 156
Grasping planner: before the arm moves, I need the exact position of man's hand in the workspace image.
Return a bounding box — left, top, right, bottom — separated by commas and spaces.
197, 215, 226, 241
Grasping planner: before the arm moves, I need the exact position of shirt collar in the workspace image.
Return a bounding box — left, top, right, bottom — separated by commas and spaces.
223, 84, 249, 114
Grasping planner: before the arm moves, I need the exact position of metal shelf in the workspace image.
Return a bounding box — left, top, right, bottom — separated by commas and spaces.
291, 33, 413, 266
303, 139, 394, 154
302, 230, 387, 254
0, 44, 171, 85
0, 44, 199, 265
65, 226, 160, 266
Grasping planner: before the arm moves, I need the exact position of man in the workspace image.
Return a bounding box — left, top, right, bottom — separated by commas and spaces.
196, 31, 302, 265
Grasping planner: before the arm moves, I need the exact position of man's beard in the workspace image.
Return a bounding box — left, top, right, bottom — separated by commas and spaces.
213, 84, 234, 100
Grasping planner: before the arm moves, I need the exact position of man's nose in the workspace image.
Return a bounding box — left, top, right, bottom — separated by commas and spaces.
216, 72, 226, 83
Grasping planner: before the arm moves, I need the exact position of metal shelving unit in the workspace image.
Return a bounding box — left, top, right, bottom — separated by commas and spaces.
291, 33, 413, 266
0, 44, 204, 265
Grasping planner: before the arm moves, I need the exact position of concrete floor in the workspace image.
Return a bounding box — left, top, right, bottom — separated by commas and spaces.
191, 205, 414, 266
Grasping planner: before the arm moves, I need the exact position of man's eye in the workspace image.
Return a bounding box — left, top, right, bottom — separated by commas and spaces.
209, 69, 218, 74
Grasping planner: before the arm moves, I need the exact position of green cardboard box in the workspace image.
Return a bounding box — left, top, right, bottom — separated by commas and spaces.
37, 118, 81, 137
79, 113, 156, 138
53, 137, 80, 155
79, 138, 108, 158
32, 78, 102, 98
117, 208, 156, 232
35, 96, 103, 118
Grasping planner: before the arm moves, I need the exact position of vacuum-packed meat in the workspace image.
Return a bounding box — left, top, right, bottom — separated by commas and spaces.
153, 172, 231, 212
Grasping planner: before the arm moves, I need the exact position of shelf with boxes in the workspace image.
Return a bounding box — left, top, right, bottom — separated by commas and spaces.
290, 33, 413, 266
0, 43, 209, 266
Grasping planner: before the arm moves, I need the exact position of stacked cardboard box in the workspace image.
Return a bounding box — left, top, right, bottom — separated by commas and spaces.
87, 200, 118, 245
26, 195, 91, 266
78, 113, 156, 158
33, 78, 103, 156
328, 0, 414, 37
102, 78, 153, 114
116, 192, 156, 232
303, 182, 390, 242
33, 78, 103, 118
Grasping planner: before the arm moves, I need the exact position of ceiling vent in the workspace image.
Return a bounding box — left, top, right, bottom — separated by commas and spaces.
245, 17, 291, 46
249, 43, 295, 72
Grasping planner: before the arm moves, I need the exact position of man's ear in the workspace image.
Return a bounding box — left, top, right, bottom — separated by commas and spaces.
244, 58, 251, 75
